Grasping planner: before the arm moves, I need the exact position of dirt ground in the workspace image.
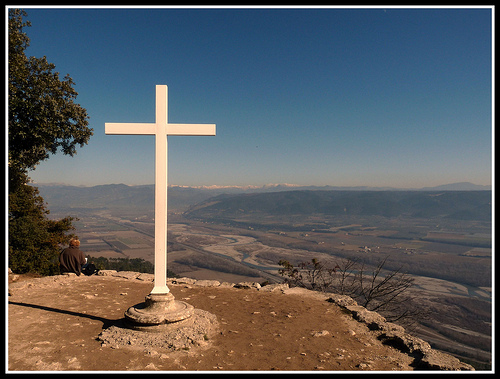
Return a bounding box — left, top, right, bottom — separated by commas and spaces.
7, 273, 415, 372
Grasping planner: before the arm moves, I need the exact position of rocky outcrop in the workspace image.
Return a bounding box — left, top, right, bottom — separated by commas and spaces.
327, 294, 474, 371
8, 270, 475, 371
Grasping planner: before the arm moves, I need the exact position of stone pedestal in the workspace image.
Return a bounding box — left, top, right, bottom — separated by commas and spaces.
124, 292, 194, 328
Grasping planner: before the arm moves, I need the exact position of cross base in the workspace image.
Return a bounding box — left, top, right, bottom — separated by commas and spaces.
124, 293, 194, 327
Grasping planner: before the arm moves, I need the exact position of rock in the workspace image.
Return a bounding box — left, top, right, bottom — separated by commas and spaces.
259, 283, 289, 292
311, 330, 330, 337
195, 280, 221, 287
219, 282, 236, 288
170, 277, 197, 285
327, 294, 358, 307
342, 305, 405, 334
345, 305, 387, 330
418, 350, 475, 371
379, 322, 405, 333
234, 282, 261, 289
97, 270, 118, 276
111, 271, 141, 280
378, 330, 432, 355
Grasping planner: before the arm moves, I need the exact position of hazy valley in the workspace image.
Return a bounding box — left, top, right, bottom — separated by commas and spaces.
35, 183, 492, 369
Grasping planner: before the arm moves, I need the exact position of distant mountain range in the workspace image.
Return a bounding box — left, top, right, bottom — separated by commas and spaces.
184, 189, 491, 221
35, 183, 156, 211
172, 181, 492, 192
417, 182, 492, 191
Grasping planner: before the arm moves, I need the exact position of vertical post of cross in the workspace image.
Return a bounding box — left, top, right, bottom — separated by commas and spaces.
152, 85, 169, 294
105, 85, 215, 325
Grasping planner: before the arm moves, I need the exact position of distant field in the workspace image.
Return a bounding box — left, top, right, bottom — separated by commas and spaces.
74, 219, 155, 262
462, 247, 492, 258
423, 231, 491, 248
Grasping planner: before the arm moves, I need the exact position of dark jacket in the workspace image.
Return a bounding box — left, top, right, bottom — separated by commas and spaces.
59, 246, 86, 276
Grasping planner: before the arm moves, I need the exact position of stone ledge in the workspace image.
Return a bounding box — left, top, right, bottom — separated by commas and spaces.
419, 349, 475, 371
327, 293, 474, 371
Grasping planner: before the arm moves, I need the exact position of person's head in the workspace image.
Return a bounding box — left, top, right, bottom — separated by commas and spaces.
69, 238, 80, 247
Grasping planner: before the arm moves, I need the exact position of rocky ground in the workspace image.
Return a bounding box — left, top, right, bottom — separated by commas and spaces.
7, 271, 473, 372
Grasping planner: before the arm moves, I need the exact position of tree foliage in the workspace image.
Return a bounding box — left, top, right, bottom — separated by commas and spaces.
8, 182, 76, 275
8, 9, 93, 275
8, 9, 92, 175
88, 256, 155, 274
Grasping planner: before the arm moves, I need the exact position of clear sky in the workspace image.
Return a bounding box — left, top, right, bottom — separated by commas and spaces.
12, 6, 493, 188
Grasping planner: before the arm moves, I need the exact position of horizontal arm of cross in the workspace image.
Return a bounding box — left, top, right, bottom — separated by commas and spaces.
167, 124, 216, 136
105, 123, 156, 135
105, 123, 216, 136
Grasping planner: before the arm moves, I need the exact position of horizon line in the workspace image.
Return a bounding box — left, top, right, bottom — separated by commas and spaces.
29, 181, 493, 190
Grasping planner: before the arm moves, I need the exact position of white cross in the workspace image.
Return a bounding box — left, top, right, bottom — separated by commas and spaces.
105, 85, 215, 295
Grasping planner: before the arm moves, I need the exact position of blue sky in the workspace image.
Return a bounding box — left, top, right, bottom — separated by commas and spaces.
14, 6, 493, 188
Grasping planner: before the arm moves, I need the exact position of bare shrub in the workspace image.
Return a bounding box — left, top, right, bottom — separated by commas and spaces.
278, 256, 428, 326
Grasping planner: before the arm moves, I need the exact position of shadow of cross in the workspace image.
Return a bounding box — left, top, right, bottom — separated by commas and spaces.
9, 301, 123, 330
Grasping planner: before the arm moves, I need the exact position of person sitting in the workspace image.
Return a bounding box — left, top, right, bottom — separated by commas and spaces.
59, 238, 86, 276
